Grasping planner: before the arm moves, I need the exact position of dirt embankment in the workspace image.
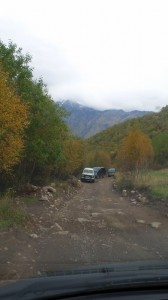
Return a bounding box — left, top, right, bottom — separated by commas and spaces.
0, 177, 168, 283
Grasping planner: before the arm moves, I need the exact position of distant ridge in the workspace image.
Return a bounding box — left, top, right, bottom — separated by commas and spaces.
58, 100, 153, 138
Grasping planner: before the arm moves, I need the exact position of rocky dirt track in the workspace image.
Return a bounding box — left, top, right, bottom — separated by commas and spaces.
1, 177, 168, 283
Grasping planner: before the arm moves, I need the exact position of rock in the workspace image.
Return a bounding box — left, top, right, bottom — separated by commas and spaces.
113, 183, 118, 190
39, 195, 49, 201
122, 190, 127, 197
70, 234, 79, 240
131, 190, 136, 194
57, 231, 69, 235
150, 222, 161, 229
91, 212, 101, 217
86, 205, 92, 210
97, 223, 106, 228
55, 223, 63, 231
77, 180, 82, 188
20, 183, 38, 193
137, 196, 148, 203
130, 199, 137, 204
117, 211, 124, 215
141, 197, 148, 203
77, 217, 91, 223
68, 176, 81, 188
136, 219, 145, 224
30, 233, 38, 239
47, 186, 56, 193
37, 271, 42, 276
43, 186, 56, 193
47, 192, 53, 199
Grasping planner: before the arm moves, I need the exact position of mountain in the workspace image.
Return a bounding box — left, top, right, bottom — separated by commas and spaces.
58, 100, 153, 138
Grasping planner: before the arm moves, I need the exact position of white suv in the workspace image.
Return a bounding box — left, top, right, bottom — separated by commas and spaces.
81, 168, 95, 183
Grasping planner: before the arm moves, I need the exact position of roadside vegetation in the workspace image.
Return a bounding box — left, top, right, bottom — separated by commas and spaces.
133, 169, 168, 201
115, 169, 168, 202
0, 40, 86, 228
0, 193, 28, 229
0, 40, 85, 190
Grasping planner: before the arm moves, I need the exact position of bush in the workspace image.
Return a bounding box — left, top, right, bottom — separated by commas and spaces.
115, 172, 134, 190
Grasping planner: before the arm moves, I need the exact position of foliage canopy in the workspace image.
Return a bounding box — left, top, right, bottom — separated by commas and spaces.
116, 129, 154, 172
0, 70, 28, 172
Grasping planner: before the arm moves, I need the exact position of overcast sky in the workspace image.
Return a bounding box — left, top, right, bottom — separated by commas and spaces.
1, 0, 168, 111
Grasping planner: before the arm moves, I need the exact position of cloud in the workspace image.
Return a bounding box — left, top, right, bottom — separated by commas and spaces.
0, 0, 168, 111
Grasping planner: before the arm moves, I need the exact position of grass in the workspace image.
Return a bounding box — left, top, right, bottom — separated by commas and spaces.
0, 194, 28, 229
116, 169, 168, 201
22, 196, 38, 205
147, 169, 168, 200
133, 169, 168, 201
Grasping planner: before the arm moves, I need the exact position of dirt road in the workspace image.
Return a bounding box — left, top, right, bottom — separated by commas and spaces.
1, 178, 168, 281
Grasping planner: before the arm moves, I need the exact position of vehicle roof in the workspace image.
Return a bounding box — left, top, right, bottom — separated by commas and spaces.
93, 167, 105, 171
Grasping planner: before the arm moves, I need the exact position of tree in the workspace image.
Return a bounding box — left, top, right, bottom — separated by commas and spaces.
116, 129, 153, 172
0, 40, 33, 98
93, 150, 111, 168
0, 70, 28, 172
0, 40, 69, 183
61, 138, 85, 176
152, 133, 168, 166
16, 79, 69, 183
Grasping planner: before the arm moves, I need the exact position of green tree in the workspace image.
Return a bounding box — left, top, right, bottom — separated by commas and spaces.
0, 40, 69, 184
0, 40, 33, 98
152, 133, 168, 166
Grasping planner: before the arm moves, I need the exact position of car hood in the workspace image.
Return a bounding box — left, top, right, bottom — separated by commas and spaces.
1, 261, 168, 299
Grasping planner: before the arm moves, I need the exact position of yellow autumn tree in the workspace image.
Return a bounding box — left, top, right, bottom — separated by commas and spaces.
84, 150, 112, 169
116, 129, 153, 172
0, 70, 28, 172
62, 138, 84, 176
93, 150, 111, 168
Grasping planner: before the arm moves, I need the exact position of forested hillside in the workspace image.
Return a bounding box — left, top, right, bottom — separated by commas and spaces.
87, 106, 168, 168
